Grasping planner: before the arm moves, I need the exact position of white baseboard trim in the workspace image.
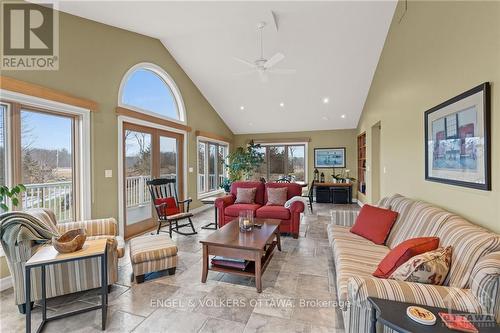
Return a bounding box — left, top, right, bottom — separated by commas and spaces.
0, 275, 13, 291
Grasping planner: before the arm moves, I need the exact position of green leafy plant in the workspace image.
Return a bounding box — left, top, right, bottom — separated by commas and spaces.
0, 184, 26, 212
220, 178, 232, 193
223, 141, 264, 183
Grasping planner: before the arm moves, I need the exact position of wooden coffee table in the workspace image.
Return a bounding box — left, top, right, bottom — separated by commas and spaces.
200, 218, 281, 292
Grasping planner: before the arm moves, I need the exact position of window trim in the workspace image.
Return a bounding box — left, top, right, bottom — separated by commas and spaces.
0, 103, 12, 195
196, 136, 229, 199
118, 62, 187, 125
257, 141, 308, 183
0, 89, 92, 221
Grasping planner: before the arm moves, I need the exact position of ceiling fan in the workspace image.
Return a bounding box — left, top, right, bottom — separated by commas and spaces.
234, 22, 296, 82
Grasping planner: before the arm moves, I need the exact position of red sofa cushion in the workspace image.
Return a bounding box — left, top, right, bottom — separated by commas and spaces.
230, 181, 265, 205
154, 197, 180, 216
373, 237, 440, 278
350, 204, 398, 245
256, 205, 290, 220
225, 203, 262, 217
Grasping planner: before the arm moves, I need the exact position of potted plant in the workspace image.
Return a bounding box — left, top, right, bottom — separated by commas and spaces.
220, 178, 232, 194
0, 184, 26, 212
220, 141, 264, 191
344, 170, 356, 184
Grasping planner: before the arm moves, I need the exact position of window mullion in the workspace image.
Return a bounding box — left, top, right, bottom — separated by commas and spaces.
204, 142, 208, 193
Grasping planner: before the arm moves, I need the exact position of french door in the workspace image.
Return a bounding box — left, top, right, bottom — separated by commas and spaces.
123, 123, 183, 238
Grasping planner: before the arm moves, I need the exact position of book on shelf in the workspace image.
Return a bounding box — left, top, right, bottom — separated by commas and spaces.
211, 256, 249, 270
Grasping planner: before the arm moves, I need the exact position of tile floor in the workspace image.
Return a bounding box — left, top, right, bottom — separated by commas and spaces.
0, 203, 359, 333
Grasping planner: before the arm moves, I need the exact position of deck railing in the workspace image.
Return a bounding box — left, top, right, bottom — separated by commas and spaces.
23, 181, 73, 222
22, 175, 177, 222
126, 174, 176, 208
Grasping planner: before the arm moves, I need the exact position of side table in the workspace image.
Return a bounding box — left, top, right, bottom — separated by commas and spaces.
368, 297, 499, 333
25, 239, 109, 332
200, 196, 220, 230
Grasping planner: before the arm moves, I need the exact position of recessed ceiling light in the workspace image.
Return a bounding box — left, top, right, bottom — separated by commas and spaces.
322, 97, 329, 104
240, 106, 245, 110
279, 102, 285, 107
341, 114, 346, 119
322, 116, 329, 121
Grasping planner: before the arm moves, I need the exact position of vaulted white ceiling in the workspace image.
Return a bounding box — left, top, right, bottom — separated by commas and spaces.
56, 1, 397, 134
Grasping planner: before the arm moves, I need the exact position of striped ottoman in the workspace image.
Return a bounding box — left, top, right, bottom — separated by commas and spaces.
129, 234, 178, 283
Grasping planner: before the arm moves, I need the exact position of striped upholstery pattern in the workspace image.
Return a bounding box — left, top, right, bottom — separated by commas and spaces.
331, 210, 359, 227
376, 196, 392, 209
327, 224, 373, 246
130, 234, 178, 263
129, 234, 178, 277
383, 195, 420, 247
436, 215, 500, 288
327, 195, 500, 331
86, 235, 126, 258
346, 275, 485, 333
57, 218, 118, 236
132, 256, 178, 276
386, 201, 451, 249
333, 238, 389, 302
469, 251, 500, 322
4, 210, 121, 305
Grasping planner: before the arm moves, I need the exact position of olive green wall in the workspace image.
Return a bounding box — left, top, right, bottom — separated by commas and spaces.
357, 1, 500, 232
234, 129, 358, 199
3, 10, 233, 224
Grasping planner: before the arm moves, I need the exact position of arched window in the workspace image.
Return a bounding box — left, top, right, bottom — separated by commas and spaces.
119, 63, 185, 122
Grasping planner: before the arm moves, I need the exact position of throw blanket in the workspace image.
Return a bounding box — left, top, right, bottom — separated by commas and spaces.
0, 210, 59, 263
284, 196, 309, 209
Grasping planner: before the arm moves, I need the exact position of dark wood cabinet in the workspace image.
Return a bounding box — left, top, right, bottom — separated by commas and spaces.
313, 183, 352, 204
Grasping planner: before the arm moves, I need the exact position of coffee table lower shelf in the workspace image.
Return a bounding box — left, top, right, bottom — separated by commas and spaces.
209, 241, 277, 277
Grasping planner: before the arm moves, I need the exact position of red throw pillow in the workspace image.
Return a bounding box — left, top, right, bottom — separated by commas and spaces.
154, 197, 180, 216
373, 237, 440, 278
350, 204, 399, 245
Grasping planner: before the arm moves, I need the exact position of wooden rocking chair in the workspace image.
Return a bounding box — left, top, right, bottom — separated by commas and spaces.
147, 178, 197, 237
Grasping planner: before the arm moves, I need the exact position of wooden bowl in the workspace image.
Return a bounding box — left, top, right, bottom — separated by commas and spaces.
52, 228, 86, 253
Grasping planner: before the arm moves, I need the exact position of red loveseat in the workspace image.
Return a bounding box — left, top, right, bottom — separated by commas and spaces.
214, 181, 305, 238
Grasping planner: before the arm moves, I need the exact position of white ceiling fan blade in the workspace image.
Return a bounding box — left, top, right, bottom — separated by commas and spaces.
268, 68, 296, 74
233, 57, 256, 68
264, 52, 285, 69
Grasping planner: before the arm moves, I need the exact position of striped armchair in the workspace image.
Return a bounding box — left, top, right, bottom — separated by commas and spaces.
328, 195, 500, 332
2, 208, 125, 314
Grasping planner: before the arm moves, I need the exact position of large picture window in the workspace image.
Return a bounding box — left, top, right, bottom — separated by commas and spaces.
251, 144, 306, 182
0, 99, 88, 221
197, 139, 228, 196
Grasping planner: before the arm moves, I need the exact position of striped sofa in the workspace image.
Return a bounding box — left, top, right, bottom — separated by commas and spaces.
327, 194, 500, 333
2, 208, 125, 313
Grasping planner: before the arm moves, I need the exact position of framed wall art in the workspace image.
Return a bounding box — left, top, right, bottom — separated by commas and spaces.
314, 147, 346, 168
424, 82, 491, 190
